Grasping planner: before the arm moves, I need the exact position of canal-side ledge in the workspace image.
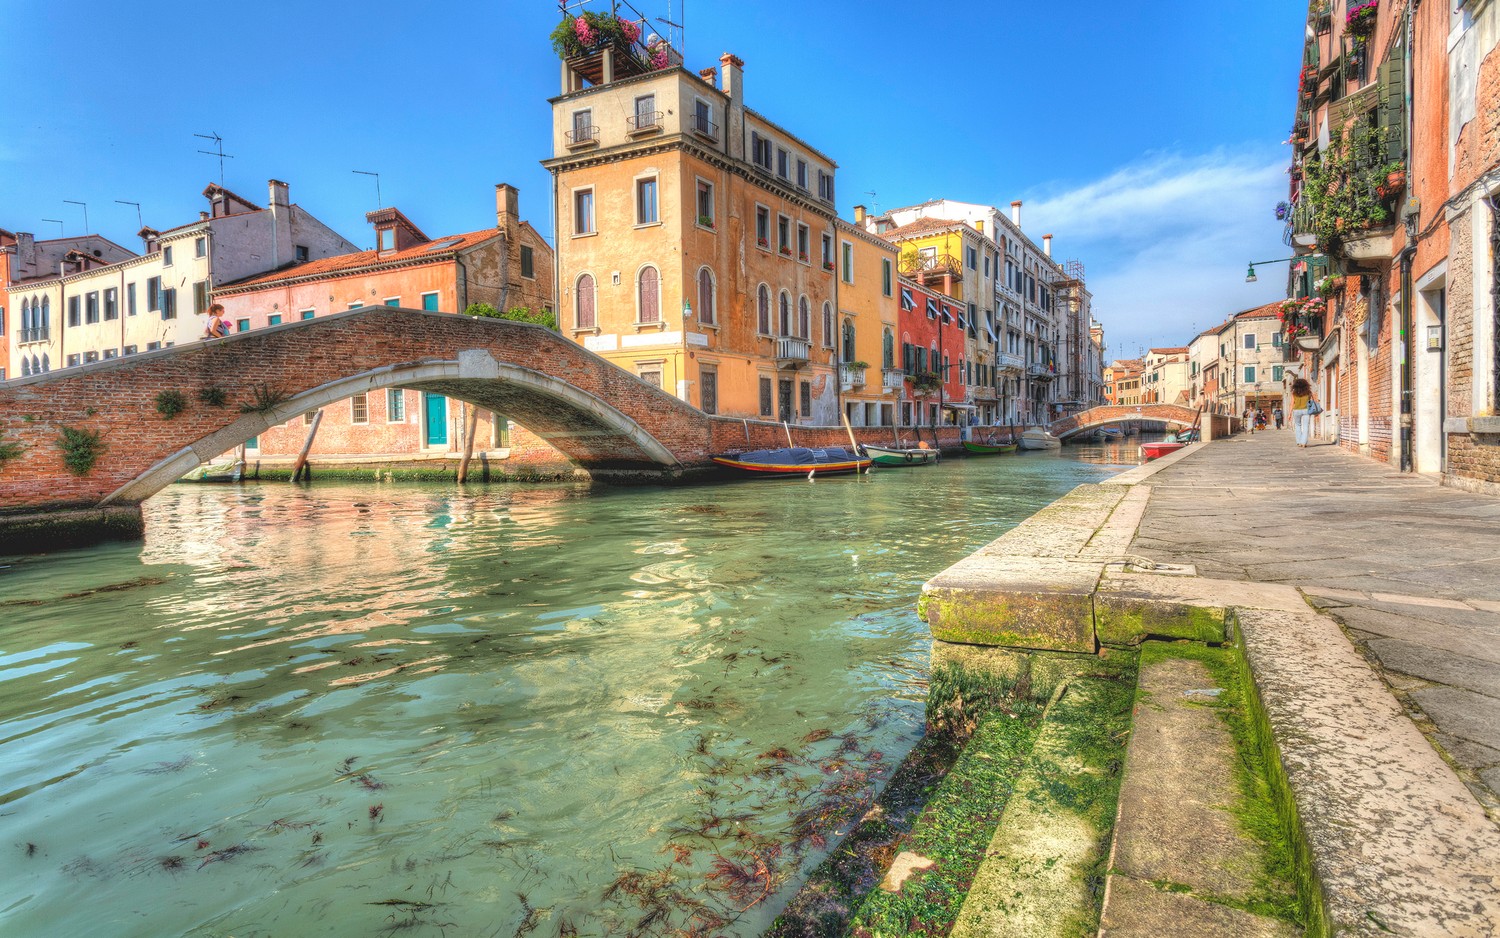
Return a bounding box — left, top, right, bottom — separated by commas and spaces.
919, 441, 1500, 937
0, 504, 145, 554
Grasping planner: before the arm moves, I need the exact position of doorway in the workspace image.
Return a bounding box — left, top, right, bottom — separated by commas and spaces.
1413, 280, 1447, 474
423, 392, 448, 448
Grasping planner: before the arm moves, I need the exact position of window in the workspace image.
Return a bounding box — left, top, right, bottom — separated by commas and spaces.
796, 224, 810, 261
162, 245, 173, 266
193, 281, 208, 316
302, 310, 316, 320
346, 302, 362, 310
574, 188, 595, 235
778, 291, 792, 335
697, 267, 715, 326
84, 351, 99, 363
351, 393, 369, 424
387, 389, 406, 422
66, 354, 80, 367
817, 170, 834, 202
882, 258, 892, 296
823, 303, 834, 348
798, 295, 810, 340
146, 341, 161, 351
378, 227, 395, 251
570, 108, 593, 143
696, 180, 715, 228
759, 376, 773, 416
268, 314, 282, 326
632, 94, 657, 130
237, 319, 249, 332
842, 320, 855, 361
383, 296, 401, 306
751, 132, 773, 171
693, 98, 715, 137
799, 380, 811, 416
776, 147, 790, 179
575, 273, 596, 329
1272, 332, 1283, 348
636, 176, 658, 225
146, 276, 161, 311
883, 329, 894, 369
162, 289, 177, 320
1273, 365, 1285, 381
841, 242, 853, 283
755, 206, 770, 248
796, 159, 808, 190
1244, 333, 1256, 349
123, 345, 136, 355
295, 245, 309, 263
421, 292, 440, 311
520, 245, 535, 279
757, 284, 771, 334
85, 292, 100, 324
777, 215, 791, 255
700, 369, 717, 415
104, 288, 118, 320
638, 366, 662, 388
637, 266, 660, 324
126, 283, 136, 317
1244, 366, 1256, 383
966, 247, 977, 270
822, 234, 834, 268
194, 236, 206, 257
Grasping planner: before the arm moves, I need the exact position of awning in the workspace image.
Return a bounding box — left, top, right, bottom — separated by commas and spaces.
926, 297, 939, 318
900, 287, 915, 311
941, 306, 953, 324
983, 321, 997, 342
955, 312, 967, 330
942, 402, 977, 411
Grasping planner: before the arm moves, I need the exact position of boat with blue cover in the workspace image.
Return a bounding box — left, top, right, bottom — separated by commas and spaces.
712, 446, 871, 476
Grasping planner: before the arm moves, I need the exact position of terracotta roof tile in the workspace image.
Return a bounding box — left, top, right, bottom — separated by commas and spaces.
216, 228, 500, 292
877, 216, 974, 241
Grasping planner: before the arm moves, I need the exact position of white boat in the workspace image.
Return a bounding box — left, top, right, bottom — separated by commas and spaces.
1018, 427, 1062, 450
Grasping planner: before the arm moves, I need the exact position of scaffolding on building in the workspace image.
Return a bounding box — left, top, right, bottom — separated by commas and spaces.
1051, 259, 1090, 417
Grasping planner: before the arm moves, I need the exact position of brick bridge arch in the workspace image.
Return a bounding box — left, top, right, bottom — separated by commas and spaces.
0, 308, 720, 522
1050, 404, 1201, 440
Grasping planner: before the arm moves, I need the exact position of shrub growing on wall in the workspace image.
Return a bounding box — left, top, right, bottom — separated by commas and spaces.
155, 390, 187, 420
57, 425, 106, 477
465, 303, 558, 330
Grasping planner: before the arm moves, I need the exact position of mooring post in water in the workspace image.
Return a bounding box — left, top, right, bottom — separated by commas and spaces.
456, 406, 480, 483
290, 409, 323, 483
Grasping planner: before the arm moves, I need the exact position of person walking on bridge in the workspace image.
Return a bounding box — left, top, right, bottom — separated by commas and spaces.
1291, 378, 1318, 448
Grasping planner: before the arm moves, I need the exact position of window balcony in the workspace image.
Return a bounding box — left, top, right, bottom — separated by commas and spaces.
900, 253, 963, 286
691, 113, 718, 140
996, 351, 1025, 372
775, 335, 810, 367
16, 326, 51, 344
565, 125, 599, 149
882, 368, 905, 392
839, 362, 866, 391
1027, 362, 1056, 380
626, 111, 664, 136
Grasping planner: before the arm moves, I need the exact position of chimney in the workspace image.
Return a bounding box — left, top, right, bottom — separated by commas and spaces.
268, 179, 291, 269
719, 53, 745, 161
1010, 200, 1022, 227
975, 219, 984, 234
268, 179, 290, 210
200, 211, 210, 222
138, 227, 160, 254
854, 205, 866, 225
16, 232, 35, 271
698, 66, 717, 85
495, 183, 519, 235
1043, 234, 1053, 257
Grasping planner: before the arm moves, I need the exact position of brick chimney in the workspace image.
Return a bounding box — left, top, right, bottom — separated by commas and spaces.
495, 183, 519, 235
720, 53, 745, 161
1043, 234, 1053, 257
698, 66, 717, 85
268, 179, 292, 268
138, 227, 161, 254
1010, 200, 1022, 227
16, 231, 36, 270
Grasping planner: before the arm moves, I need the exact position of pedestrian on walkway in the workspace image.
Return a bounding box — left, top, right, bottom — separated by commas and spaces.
1244, 406, 1255, 435
1273, 405, 1284, 430
1291, 378, 1317, 447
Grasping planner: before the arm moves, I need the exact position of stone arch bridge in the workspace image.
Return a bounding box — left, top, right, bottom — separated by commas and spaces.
1050, 403, 1204, 440
0, 307, 857, 547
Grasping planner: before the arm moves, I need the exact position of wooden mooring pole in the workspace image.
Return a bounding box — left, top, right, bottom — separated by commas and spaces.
290, 410, 323, 482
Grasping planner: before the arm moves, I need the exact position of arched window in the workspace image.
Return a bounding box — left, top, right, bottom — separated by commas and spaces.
798, 295, 810, 340
40, 296, 50, 331
19, 298, 29, 333
637, 266, 660, 324
930, 345, 939, 374
842, 320, 856, 362
883, 328, 894, 369
778, 290, 792, 336
39, 354, 49, 373
21, 357, 30, 377
575, 273, 596, 329
822, 302, 833, 347
757, 284, 771, 334
697, 267, 715, 326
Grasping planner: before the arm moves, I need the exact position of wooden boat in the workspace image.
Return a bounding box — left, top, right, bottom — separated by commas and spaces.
1140, 440, 1188, 461
712, 446, 870, 476
962, 440, 1018, 455
865, 444, 940, 466
1018, 428, 1062, 450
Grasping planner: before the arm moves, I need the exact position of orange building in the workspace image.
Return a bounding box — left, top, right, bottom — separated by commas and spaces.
213, 185, 553, 463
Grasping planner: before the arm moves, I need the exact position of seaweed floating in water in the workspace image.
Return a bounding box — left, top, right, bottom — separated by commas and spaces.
198, 843, 259, 869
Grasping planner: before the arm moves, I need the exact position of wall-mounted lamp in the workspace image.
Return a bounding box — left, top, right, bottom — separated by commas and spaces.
682, 300, 693, 320
1244, 255, 1306, 283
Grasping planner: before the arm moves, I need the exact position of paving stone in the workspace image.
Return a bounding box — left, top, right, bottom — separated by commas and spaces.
1432, 733, 1500, 770
1334, 607, 1500, 666
1365, 638, 1500, 699
1408, 686, 1500, 751
1098, 874, 1296, 938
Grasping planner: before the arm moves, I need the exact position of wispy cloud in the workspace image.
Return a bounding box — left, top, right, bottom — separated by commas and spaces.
1021, 149, 1291, 359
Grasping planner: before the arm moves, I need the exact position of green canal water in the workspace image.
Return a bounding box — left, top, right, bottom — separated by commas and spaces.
1, 442, 1139, 937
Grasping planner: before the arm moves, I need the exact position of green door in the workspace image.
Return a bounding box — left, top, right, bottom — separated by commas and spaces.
423, 393, 448, 447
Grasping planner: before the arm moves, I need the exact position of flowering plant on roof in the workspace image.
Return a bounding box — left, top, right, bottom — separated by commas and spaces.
1346, 0, 1377, 33
617, 17, 641, 44
650, 46, 670, 70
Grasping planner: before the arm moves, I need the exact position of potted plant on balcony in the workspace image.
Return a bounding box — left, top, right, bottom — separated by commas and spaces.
911, 372, 941, 395
757, 236, 769, 249
1346, 0, 1377, 36
779, 245, 793, 257
823, 260, 835, 271
798, 251, 809, 262
698, 214, 714, 229
1275, 200, 1291, 221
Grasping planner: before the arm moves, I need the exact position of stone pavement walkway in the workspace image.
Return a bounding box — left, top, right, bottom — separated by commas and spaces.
1132, 428, 1500, 817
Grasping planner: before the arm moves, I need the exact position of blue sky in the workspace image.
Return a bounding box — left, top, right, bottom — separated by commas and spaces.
0, 0, 1306, 360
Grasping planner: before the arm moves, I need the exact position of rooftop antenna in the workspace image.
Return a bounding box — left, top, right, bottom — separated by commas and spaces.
63, 200, 89, 234
353, 170, 382, 208
655, 0, 683, 57
864, 190, 878, 214
194, 132, 234, 187
42, 218, 64, 236
115, 200, 143, 229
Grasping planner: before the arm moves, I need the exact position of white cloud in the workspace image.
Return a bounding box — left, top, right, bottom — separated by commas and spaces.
1021, 149, 1291, 360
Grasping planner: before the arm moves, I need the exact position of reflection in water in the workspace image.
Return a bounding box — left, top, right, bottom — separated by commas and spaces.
0, 453, 1130, 937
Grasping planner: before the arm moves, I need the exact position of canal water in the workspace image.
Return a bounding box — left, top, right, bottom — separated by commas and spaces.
1, 441, 1140, 937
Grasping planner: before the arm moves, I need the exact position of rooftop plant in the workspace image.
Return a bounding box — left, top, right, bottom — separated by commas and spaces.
550, 12, 641, 59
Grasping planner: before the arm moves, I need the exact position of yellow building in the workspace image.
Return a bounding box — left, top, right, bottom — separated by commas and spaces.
544, 31, 841, 423
833, 218, 901, 426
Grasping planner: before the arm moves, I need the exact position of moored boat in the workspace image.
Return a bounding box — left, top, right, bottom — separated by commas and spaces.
864, 444, 940, 467
1018, 427, 1062, 450
961, 440, 1018, 455
1140, 440, 1188, 461
712, 446, 870, 476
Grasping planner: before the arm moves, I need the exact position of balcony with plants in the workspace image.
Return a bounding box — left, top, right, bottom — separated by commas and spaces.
1285, 117, 1403, 256
551, 3, 681, 85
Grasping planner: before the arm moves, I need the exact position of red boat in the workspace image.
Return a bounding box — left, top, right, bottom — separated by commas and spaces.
1139, 441, 1188, 461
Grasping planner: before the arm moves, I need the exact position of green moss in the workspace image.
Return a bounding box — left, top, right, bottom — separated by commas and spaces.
1138, 640, 1312, 929
924, 591, 1096, 653
1095, 600, 1226, 647
56, 425, 106, 476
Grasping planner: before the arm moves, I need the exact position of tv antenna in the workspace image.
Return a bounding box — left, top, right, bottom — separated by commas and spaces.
655, 0, 683, 56
116, 200, 143, 229
63, 200, 89, 234
864, 190, 878, 214
353, 170, 382, 208
195, 132, 234, 186
42, 218, 64, 236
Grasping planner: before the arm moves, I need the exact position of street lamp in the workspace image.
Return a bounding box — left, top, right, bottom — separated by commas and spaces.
1245, 253, 1323, 283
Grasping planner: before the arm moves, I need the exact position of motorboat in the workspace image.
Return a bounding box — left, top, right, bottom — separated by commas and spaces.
961, 439, 1018, 455
1018, 428, 1062, 450
864, 444, 940, 467
712, 446, 870, 476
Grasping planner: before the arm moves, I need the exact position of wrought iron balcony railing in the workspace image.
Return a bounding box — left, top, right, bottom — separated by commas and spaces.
626, 111, 663, 134
565, 125, 599, 147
